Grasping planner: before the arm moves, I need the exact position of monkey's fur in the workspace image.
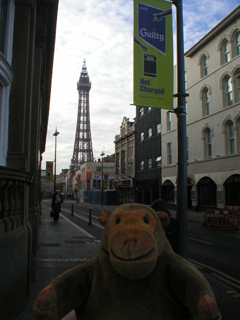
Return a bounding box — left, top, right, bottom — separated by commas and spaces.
33, 204, 221, 320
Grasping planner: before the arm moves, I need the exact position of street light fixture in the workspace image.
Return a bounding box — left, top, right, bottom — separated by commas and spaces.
53, 127, 60, 194
100, 150, 105, 206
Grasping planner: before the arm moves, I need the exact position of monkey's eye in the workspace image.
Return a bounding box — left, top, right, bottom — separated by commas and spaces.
143, 217, 149, 224
116, 217, 121, 225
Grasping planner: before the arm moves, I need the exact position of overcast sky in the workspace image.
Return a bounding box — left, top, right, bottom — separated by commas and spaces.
42, 0, 239, 174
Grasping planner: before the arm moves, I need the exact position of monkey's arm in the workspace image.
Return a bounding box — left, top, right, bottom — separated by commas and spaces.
168, 255, 221, 320
33, 258, 96, 320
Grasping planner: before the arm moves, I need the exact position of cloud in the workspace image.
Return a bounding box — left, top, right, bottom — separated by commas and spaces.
42, 0, 239, 173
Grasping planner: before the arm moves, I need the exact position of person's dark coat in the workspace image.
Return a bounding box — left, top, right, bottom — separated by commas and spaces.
51, 192, 62, 213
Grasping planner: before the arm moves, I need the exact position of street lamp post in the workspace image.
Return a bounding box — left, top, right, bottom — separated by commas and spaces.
53, 127, 60, 194
100, 151, 105, 206
173, 0, 188, 259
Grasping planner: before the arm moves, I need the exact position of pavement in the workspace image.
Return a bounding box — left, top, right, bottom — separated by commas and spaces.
14, 201, 101, 320
13, 201, 239, 320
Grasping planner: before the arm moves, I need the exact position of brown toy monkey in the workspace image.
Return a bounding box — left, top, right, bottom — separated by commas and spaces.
33, 204, 221, 320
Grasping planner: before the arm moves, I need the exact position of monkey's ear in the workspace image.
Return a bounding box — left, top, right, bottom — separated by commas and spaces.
98, 210, 112, 227
156, 211, 170, 229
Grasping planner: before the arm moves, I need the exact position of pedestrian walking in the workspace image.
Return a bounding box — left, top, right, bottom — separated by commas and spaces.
151, 199, 180, 254
51, 190, 62, 222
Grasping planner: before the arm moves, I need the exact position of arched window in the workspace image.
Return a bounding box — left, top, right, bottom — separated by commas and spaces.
232, 31, 240, 58
197, 177, 217, 207
222, 76, 233, 107
236, 118, 240, 154
225, 120, 235, 155
233, 69, 240, 103
224, 174, 240, 206
203, 128, 212, 159
202, 87, 210, 116
162, 180, 174, 203
221, 39, 230, 64
200, 55, 208, 78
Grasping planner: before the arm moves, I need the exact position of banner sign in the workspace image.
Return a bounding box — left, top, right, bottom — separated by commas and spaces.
133, 0, 173, 109
86, 172, 91, 180
46, 161, 53, 182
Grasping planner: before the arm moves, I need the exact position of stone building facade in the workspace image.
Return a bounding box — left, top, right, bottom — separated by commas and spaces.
0, 1, 58, 318
114, 117, 136, 204
161, 6, 240, 211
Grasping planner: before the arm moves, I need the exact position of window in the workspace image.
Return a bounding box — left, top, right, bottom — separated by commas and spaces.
140, 160, 144, 170
223, 76, 233, 107
140, 131, 144, 141
121, 150, 125, 174
147, 158, 152, 168
93, 180, 101, 189
226, 77, 233, 106
156, 156, 161, 167
233, 69, 240, 103
115, 153, 119, 175
221, 39, 230, 64
147, 128, 152, 138
167, 112, 171, 131
232, 31, 240, 58
0, 0, 8, 54
167, 143, 172, 165
201, 55, 208, 78
156, 123, 161, 134
237, 118, 240, 153
225, 120, 235, 155
204, 128, 212, 159
0, 0, 14, 166
139, 107, 144, 117
202, 88, 210, 116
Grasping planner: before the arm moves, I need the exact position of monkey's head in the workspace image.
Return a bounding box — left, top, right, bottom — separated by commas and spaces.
98, 203, 170, 280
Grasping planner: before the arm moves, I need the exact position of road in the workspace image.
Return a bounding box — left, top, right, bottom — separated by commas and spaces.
57, 200, 240, 318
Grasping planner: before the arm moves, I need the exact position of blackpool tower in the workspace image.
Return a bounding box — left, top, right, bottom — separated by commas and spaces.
71, 60, 94, 167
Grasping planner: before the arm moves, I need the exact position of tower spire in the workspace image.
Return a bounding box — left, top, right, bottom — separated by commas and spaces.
71, 60, 94, 168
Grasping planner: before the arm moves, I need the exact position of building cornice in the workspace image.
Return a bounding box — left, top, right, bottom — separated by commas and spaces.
185, 6, 240, 57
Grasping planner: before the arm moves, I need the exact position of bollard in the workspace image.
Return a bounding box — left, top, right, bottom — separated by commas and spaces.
71, 204, 74, 216
88, 208, 92, 226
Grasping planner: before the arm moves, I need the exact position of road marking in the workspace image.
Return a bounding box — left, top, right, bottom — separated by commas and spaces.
190, 259, 240, 289
73, 212, 105, 230
188, 237, 214, 245
227, 290, 240, 298
60, 213, 95, 238
61, 209, 105, 230
211, 273, 240, 290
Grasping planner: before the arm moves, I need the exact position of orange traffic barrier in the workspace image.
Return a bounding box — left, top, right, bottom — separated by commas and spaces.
203, 209, 240, 229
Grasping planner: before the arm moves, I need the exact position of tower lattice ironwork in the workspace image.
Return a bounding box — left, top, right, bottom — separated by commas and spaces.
71, 60, 94, 167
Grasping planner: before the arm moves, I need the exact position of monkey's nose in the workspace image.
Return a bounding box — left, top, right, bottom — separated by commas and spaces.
124, 239, 138, 246
124, 239, 138, 257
